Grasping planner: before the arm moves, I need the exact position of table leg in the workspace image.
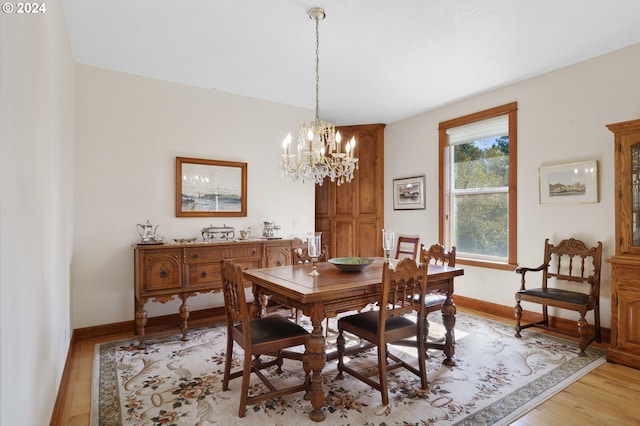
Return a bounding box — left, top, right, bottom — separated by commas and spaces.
305, 304, 326, 422
250, 286, 269, 317
441, 293, 457, 366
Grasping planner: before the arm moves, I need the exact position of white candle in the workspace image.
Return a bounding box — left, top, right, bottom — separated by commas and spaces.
336, 131, 342, 153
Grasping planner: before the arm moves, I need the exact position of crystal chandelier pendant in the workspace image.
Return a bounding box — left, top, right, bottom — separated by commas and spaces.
279, 7, 359, 186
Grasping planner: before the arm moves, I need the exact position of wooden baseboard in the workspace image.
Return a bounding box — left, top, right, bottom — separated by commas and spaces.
72, 306, 227, 341
71, 296, 611, 345
454, 295, 611, 344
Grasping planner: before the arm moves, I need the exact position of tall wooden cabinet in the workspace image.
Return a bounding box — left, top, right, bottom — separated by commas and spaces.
606, 119, 640, 369
315, 123, 385, 258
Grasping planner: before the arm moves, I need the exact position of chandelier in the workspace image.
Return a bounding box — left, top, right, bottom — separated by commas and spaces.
279, 7, 358, 186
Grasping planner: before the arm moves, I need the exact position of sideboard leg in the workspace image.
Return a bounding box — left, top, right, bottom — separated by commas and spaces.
179, 296, 190, 340
135, 305, 148, 349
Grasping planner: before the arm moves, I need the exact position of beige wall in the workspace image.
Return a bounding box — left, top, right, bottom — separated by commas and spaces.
73, 65, 316, 328
0, 4, 74, 425
385, 42, 640, 327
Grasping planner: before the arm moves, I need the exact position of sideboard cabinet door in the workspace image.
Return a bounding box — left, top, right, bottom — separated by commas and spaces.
265, 240, 293, 267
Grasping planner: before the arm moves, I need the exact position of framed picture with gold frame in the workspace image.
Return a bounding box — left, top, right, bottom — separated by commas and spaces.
176, 157, 247, 217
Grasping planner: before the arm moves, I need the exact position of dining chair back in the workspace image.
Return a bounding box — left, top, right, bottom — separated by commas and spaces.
335, 258, 428, 406
395, 236, 420, 261
220, 259, 310, 417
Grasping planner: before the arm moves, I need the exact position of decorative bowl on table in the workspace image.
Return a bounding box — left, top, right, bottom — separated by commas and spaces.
328, 257, 375, 272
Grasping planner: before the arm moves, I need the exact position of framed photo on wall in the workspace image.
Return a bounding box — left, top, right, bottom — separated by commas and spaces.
539, 160, 598, 204
176, 157, 247, 217
393, 175, 426, 210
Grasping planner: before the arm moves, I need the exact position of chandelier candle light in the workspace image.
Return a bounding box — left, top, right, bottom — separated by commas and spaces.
279, 7, 359, 186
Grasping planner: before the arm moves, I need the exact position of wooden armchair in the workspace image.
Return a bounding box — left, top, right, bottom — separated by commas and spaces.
514, 238, 603, 356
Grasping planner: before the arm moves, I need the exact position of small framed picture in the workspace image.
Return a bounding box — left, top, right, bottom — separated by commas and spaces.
539, 160, 598, 204
393, 175, 426, 210
176, 157, 247, 217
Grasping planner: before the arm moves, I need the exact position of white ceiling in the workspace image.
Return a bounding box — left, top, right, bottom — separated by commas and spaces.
62, 0, 640, 125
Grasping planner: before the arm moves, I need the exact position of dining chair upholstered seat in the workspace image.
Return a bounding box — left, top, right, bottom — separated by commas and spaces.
220, 259, 310, 418
336, 258, 429, 406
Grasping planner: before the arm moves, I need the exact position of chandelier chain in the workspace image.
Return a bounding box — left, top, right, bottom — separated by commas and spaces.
314, 14, 320, 124
278, 7, 359, 186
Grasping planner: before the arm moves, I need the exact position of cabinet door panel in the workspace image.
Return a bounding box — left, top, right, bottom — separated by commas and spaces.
356, 220, 380, 258
618, 293, 640, 350
266, 244, 292, 267
357, 130, 381, 216
334, 220, 354, 257
142, 250, 182, 292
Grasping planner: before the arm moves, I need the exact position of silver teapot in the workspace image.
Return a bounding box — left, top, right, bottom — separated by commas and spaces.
137, 220, 163, 244
263, 221, 275, 238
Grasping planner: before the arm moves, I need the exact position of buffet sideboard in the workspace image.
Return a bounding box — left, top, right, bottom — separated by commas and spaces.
133, 239, 295, 347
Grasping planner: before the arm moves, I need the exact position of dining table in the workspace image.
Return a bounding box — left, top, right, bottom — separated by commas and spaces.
243, 257, 464, 422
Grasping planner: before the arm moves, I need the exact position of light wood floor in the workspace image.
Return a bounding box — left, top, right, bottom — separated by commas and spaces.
55, 308, 640, 425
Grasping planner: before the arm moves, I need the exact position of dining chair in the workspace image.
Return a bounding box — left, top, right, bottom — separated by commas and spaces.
419, 243, 457, 349
220, 259, 310, 418
395, 236, 420, 261
291, 239, 336, 335
335, 258, 429, 406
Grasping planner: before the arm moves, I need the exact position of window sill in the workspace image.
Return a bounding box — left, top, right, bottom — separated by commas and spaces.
456, 258, 517, 271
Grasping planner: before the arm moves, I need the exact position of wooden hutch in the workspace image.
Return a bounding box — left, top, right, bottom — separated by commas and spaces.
606, 119, 640, 369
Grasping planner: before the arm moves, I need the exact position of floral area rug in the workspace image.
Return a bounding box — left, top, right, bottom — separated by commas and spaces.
91, 311, 605, 426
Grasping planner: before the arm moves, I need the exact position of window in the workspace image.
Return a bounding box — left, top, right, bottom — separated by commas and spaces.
439, 102, 517, 270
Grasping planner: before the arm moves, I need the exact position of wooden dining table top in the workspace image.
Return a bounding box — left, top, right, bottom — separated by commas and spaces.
243, 257, 464, 304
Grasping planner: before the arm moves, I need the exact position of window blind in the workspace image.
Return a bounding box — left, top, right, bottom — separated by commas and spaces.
446, 115, 508, 145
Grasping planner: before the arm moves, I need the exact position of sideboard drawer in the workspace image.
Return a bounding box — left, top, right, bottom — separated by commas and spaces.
185, 263, 220, 287
183, 246, 225, 264
184, 243, 262, 264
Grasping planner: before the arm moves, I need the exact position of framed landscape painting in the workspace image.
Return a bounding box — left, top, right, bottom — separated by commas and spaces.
393, 175, 426, 210
176, 157, 247, 217
539, 160, 598, 204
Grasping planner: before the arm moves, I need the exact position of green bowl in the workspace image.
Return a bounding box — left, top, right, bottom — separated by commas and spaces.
328, 257, 375, 272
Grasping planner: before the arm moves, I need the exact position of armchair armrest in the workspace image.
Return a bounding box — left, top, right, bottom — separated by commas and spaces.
515, 263, 548, 291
